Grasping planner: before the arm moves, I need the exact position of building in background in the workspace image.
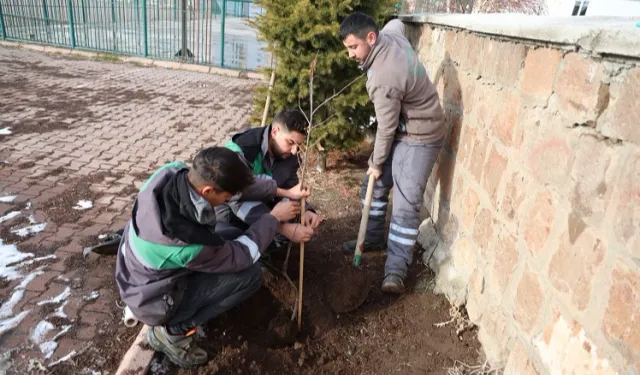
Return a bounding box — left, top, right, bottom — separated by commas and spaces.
547, 0, 640, 16
401, 0, 640, 16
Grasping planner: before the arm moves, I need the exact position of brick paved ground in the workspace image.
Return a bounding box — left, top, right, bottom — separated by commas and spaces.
0, 47, 259, 374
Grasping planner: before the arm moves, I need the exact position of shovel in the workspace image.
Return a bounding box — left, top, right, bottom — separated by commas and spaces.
353, 174, 376, 266
325, 174, 376, 314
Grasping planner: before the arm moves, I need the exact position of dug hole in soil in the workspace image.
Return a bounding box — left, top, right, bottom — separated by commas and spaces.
149, 144, 482, 375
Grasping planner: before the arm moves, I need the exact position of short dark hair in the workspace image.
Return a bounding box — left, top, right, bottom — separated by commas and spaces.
273, 109, 308, 135
339, 11, 379, 41
190, 147, 254, 194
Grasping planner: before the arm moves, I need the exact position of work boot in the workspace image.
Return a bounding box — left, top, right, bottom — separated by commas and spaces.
342, 240, 386, 255
381, 273, 406, 294
147, 326, 208, 368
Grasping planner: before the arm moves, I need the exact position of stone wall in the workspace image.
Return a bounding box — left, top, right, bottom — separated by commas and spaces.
402, 14, 640, 375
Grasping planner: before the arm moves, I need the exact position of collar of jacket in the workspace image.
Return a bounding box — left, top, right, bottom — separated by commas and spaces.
160, 168, 221, 245
261, 124, 271, 158
361, 32, 390, 71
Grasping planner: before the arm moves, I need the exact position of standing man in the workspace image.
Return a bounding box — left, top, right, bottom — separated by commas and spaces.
338, 12, 446, 293
217, 108, 322, 249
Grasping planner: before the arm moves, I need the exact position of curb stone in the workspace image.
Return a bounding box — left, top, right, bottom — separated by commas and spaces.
115, 325, 154, 375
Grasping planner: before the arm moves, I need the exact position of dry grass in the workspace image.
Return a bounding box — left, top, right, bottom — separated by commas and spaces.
446, 360, 500, 375
434, 305, 475, 336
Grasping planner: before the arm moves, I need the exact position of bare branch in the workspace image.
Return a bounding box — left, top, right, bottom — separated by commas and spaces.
312, 73, 365, 116
298, 96, 311, 125
310, 114, 337, 131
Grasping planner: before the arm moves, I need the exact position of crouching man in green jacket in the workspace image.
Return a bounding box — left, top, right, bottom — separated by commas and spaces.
115, 146, 300, 368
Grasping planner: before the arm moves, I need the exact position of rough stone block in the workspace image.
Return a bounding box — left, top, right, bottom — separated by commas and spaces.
570, 134, 614, 224
607, 148, 640, 253
598, 67, 640, 144
520, 47, 563, 102
491, 230, 520, 295
482, 39, 526, 88
504, 340, 540, 375
472, 208, 495, 255
466, 270, 486, 323
501, 171, 527, 224
523, 189, 556, 255
481, 145, 508, 205
604, 262, 640, 363
536, 310, 619, 375
493, 91, 521, 147
470, 131, 490, 184
554, 53, 606, 124
528, 135, 575, 193
462, 186, 480, 229
514, 267, 545, 333
457, 126, 477, 168
549, 229, 606, 311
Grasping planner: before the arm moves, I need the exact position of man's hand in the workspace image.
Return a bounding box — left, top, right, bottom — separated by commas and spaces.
270, 201, 301, 222
276, 182, 312, 200
280, 223, 314, 244
303, 211, 322, 230
287, 182, 312, 200
366, 166, 382, 180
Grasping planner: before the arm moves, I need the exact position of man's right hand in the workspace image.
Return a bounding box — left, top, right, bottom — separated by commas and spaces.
270, 201, 301, 222
286, 182, 311, 200
280, 223, 314, 244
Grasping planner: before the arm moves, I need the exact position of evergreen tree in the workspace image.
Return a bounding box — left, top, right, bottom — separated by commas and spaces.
248, 0, 395, 152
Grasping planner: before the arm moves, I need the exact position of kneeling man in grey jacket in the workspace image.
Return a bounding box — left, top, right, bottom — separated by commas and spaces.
115, 147, 300, 368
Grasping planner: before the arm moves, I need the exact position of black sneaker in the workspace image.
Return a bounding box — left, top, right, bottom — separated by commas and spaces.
381, 274, 406, 294
342, 240, 386, 255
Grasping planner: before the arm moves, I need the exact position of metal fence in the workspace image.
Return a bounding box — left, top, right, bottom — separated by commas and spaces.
0, 0, 271, 70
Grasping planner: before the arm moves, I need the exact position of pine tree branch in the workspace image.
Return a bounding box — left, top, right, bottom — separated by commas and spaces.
311, 73, 365, 117
310, 114, 337, 131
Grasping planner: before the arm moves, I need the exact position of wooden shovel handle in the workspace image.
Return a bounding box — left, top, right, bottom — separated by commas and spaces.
355, 175, 376, 258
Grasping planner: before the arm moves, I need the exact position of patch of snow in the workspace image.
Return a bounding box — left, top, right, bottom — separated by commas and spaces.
48, 350, 77, 367
27, 214, 37, 224
30, 320, 55, 345
37, 286, 71, 306
83, 291, 100, 301
0, 310, 31, 336
51, 301, 68, 319
53, 325, 73, 341
84, 369, 102, 375
56, 275, 70, 283
11, 223, 47, 237
0, 211, 21, 224
98, 234, 108, 239
24, 202, 32, 210
39, 341, 58, 359
0, 240, 34, 280
36, 325, 73, 359
18, 255, 57, 267
0, 127, 11, 135
72, 200, 93, 210
0, 195, 17, 203
0, 271, 42, 319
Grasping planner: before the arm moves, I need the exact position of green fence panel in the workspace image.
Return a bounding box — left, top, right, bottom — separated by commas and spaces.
0, 1, 6, 39
0, 0, 271, 70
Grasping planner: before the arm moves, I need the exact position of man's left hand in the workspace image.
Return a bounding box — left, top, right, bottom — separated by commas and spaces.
303, 211, 323, 230
366, 166, 382, 180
